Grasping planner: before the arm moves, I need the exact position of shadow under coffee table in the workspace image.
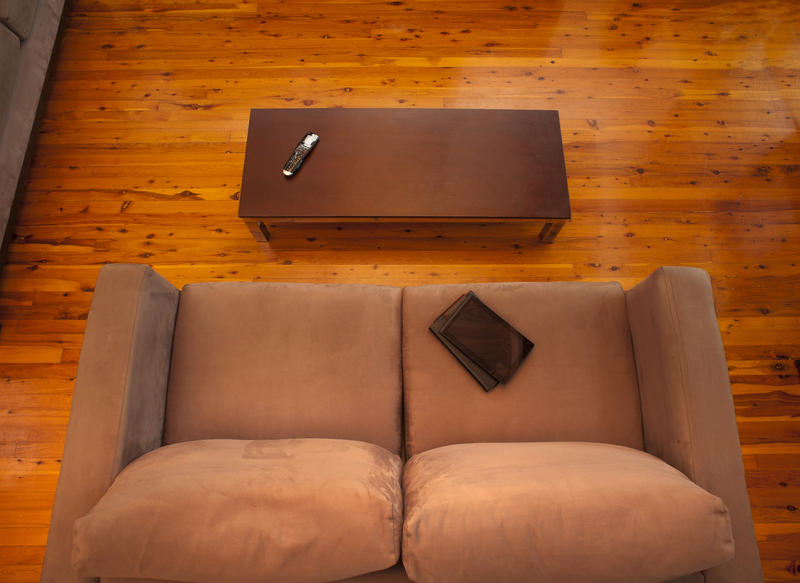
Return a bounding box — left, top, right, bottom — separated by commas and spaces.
239, 109, 570, 243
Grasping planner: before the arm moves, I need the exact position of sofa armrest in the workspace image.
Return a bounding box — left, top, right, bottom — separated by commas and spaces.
0, 0, 38, 39
626, 267, 762, 583
41, 264, 180, 583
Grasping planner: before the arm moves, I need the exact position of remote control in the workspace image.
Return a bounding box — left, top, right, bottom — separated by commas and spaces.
282, 132, 319, 176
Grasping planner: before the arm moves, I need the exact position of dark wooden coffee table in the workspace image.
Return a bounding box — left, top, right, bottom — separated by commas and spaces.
239, 109, 570, 243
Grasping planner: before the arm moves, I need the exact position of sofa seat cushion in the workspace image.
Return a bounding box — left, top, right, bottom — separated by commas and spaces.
403, 442, 734, 583
73, 439, 403, 583
101, 563, 415, 583
402, 282, 643, 457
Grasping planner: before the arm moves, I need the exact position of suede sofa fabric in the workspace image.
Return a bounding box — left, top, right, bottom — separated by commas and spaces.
99, 567, 703, 583
97, 572, 704, 583
627, 266, 764, 582
101, 563, 416, 583
98, 565, 704, 583
402, 442, 734, 583
164, 282, 403, 454
0, 0, 65, 250
73, 438, 403, 583
0, 0, 36, 39
0, 22, 19, 128
402, 282, 643, 457
43, 265, 762, 583
41, 265, 180, 583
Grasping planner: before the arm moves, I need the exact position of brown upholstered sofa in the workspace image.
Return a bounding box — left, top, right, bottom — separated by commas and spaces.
0, 0, 66, 250
42, 264, 763, 583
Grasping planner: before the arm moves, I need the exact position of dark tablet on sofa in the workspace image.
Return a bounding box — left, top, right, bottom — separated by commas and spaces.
430, 294, 499, 392
439, 291, 534, 384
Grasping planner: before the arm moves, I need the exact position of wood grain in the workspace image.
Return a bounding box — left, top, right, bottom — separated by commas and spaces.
1, 0, 798, 579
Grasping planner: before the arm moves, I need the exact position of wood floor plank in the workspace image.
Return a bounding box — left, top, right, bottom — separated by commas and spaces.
1, 0, 798, 579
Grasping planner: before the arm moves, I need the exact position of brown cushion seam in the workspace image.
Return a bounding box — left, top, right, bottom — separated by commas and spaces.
622, 285, 647, 449
109, 268, 147, 485
662, 268, 700, 483
393, 483, 401, 561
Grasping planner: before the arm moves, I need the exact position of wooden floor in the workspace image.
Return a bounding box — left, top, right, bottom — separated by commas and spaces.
1, 0, 798, 580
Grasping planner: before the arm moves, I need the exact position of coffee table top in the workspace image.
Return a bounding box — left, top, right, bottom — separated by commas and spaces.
239, 109, 570, 220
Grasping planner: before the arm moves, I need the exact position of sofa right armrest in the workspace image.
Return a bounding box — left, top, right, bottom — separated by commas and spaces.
626, 267, 762, 583
41, 264, 179, 583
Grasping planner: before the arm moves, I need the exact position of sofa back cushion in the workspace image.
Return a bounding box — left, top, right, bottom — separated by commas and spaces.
402, 282, 642, 456
164, 283, 402, 454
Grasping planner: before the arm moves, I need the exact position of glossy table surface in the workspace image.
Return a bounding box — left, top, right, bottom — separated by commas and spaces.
240, 108, 570, 219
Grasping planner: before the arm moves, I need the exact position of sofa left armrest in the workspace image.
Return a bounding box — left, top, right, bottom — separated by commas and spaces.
41, 264, 179, 583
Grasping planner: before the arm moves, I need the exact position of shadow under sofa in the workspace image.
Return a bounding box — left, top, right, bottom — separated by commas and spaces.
41, 264, 762, 583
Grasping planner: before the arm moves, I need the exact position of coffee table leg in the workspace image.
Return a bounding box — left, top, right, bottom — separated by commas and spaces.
538, 220, 565, 243
245, 220, 271, 242
257, 222, 271, 242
